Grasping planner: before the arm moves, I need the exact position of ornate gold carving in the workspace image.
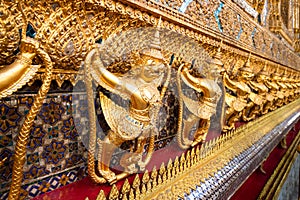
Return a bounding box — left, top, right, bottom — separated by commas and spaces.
8, 40, 53, 200
90, 99, 300, 199
1, 0, 300, 74
223, 56, 253, 130
82, 19, 224, 183
84, 24, 172, 183
176, 61, 222, 148
0, 38, 40, 98
0, 0, 300, 199
269, 0, 294, 45
0, 1, 22, 65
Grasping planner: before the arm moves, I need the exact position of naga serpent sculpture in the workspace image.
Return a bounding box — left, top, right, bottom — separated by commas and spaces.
0, 37, 53, 199
0, 3, 54, 199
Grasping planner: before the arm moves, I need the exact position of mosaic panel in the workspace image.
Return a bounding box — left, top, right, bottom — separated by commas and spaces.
0, 83, 88, 199
0, 79, 180, 199
0, 165, 87, 200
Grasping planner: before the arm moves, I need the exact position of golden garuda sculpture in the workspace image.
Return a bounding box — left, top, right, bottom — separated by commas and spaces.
223, 57, 254, 130
176, 59, 222, 149
246, 69, 269, 118
83, 25, 223, 184
270, 67, 286, 108
240, 58, 265, 122
250, 64, 274, 115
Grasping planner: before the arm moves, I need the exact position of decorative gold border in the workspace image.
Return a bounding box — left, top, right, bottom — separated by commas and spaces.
106, 0, 300, 69
39, 0, 290, 73
88, 99, 300, 200
259, 129, 300, 199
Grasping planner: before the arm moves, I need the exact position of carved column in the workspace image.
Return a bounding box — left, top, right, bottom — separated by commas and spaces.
293, 0, 300, 31
293, 0, 300, 51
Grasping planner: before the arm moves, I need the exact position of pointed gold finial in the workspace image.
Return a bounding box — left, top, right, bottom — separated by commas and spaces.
157, 175, 162, 185
151, 166, 158, 187
191, 148, 195, 165
96, 190, 106, 200
173, 156, 179, 175
121, 179, 130, 196
151, 165, 157, 180
186, 150, 191, 168
129, 189, 135, 200
142, 170, 150, 184
141, 182, 147, 195
260, 61, 268, 74
167, 158, 173, 169
159, 162, 166, 176
140, 17, 164, 61
242, 53, 252, 71
211, 40, 224, 73
133, 174, 140, 189
109, 184, 119, 200
146, 181, 152, 193
158, 16, 162, 28
167, 158, 173, 178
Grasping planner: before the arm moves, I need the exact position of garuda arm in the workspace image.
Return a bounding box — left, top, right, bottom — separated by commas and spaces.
223, 72, 238, 93
88, 50, 148, 110
0, 38, 41, 98
180, 66, 221, 104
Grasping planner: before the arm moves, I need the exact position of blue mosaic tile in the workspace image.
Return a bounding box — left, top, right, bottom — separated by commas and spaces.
27, 152, 40, 165
236, 14, 243, 40
28, 184, 40, 197
26, 23, 36, 38
39, 100, 65, 125
62, 117, 79, 140
0, 103, 21, 134
214, 2, 224, 33
27, 125, 46, 151
24, 165, 49, 180
179, 0, 193, 13
48, 126, 59, 139
0, 135, 13, 148
49, 177, 60, 189
42, 140, 67, 165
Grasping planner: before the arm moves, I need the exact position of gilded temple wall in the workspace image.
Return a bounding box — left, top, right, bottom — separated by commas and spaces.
0, 83, 87, 199
0, 80, 182, 199
1, 0, 300, 199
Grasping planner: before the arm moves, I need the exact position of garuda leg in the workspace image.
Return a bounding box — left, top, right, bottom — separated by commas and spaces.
97, 130, 123, 184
